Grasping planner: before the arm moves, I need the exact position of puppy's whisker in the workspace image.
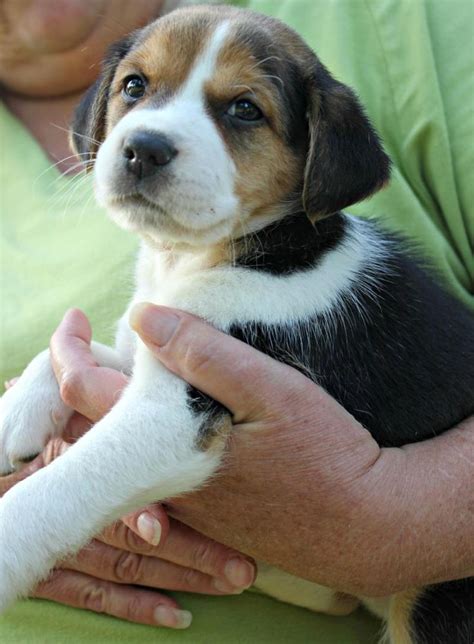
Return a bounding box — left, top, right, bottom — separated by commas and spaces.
45, 164, 93, 196
249, 55, 282, 71
33, 154, 95, 185
60, 160, 95, 177
230, 84, 254, 95
54, 162, 93, 184
59, 173, 94, 219
45, 169, 87, 199
48, 170, 92, 215
77, 190, 97, 224
260, 73, 285, 89
51, 123, 101, 147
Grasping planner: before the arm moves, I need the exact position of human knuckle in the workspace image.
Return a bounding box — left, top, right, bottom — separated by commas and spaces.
34, 569, 63, 597
80, 582, 108, 613
182, 567, 202, 590
190, 540, 216, 572
59, 369, 83, 406
125, 595, 143, 622
113, 550, 144, 584
182, 342, 213, 378
103, 520, 121, 543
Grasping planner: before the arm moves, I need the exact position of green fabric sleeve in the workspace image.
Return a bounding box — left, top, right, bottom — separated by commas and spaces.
0, 0, 472, 642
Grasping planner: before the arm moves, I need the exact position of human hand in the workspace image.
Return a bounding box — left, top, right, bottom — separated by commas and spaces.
43, 306, 474, 598
129, 302, 474, 596
1, 316, 256, 627
47, 307, 384, 594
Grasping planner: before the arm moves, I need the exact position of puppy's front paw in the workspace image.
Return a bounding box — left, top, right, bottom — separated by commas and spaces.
0, 350, 72, 475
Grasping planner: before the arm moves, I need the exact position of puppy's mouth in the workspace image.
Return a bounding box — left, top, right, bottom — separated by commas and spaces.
105, 191, 169, 233
109, 192, 166, 214
103, 189, 238, 245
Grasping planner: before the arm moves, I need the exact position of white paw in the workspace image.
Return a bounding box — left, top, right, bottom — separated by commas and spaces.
0, 350, 72, 475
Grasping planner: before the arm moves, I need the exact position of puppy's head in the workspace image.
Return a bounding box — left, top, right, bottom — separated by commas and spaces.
72, 5, 390, 246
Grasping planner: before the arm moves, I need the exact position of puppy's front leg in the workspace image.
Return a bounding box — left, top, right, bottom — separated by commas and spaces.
0, 343, 227, 611
0, 339, 129, 475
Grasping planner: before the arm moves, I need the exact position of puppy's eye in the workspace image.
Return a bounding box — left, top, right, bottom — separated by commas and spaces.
227, 99, 263, 122
123, 75, 147, 100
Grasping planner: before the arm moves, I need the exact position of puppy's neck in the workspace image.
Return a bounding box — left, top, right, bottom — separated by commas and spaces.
140, 210, 347, 281
140, 233, 233, 273
235, 211, 347, 275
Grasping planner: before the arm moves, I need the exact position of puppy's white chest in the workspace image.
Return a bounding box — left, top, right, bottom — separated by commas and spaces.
134, 245, 215, 313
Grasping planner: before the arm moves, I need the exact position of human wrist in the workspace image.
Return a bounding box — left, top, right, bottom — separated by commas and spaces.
346, 419, 474, 596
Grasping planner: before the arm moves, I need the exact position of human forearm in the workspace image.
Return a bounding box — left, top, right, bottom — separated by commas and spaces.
165, 417, 472, 597
367, 417, 474, 593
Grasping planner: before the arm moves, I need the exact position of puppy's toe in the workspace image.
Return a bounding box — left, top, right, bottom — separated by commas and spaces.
0, 382, 71, 475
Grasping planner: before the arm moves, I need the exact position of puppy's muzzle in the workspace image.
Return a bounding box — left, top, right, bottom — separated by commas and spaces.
123, 130, 178, 179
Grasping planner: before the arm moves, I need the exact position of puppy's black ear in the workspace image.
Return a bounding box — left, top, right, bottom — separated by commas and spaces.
303, 61, 390, 222
70, 33, 137, 161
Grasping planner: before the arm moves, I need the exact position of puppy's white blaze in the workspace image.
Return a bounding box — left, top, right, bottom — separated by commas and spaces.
179, 20, 232, 101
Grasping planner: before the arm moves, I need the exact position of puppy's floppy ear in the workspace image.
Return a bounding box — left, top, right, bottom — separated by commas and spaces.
70, 33, 137, 162
303, 60, 391, 222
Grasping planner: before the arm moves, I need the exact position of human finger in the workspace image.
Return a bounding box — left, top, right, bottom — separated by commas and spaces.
65, 538, 241, 596
34, 568, 191, 628
102, 510, 255, 591
50, 308, 127, 421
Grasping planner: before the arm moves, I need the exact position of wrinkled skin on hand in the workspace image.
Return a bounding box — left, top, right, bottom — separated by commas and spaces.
0, 372, 255, 628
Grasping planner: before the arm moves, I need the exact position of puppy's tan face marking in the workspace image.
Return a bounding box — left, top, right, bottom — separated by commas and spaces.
94, 7, 310, 247
106, 13, 216, 132
205, 34, 305, 221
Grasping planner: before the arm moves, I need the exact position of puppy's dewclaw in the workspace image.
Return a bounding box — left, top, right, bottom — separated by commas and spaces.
1, 6, 473, 642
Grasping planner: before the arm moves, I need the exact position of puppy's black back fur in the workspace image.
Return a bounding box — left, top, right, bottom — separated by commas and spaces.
214, 213, 474, 448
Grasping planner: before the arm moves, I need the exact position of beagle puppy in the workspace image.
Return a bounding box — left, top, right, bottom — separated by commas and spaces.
1, 5, 473, 643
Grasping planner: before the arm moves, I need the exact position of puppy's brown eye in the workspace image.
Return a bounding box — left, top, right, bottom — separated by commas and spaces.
123, 75, 146, 100
227, 99, 263, 122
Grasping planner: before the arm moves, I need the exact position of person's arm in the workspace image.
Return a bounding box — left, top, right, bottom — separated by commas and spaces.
53, 306, 474, 595
126, 303, 473, 596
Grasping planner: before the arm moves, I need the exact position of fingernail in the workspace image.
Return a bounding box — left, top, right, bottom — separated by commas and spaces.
129, 303, 179, 347
213, 578, 245, 594
137, 512, 162, 546
154, 606, 192, 629
224, 558, 255, 589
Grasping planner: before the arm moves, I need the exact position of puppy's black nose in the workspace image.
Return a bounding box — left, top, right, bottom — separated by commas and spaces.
123, 131, 177, 179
